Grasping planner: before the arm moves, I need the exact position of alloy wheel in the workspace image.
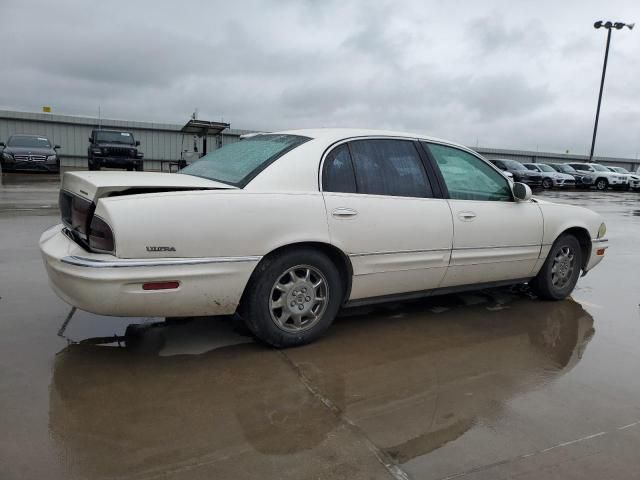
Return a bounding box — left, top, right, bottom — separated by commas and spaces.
550, 246, 576, 289
269, 265, 329, 333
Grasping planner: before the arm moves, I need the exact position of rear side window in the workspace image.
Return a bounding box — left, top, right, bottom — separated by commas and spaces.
323, 144, 357, 193
349, 139, 432, 198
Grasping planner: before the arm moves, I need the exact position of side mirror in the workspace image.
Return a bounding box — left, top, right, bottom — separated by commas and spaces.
513, 182, 532, 201
54, 144, 61, 150
0, 142, 5, 148
135, 140, 140, 146
88, 137, 92, 143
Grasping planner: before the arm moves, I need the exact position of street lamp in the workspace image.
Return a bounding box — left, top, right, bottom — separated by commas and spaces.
589, 20, 635, 162
589, 20, 634, 161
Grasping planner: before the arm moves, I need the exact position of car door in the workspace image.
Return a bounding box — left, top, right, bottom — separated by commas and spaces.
322, 139, 453, 301
423, 143, 543, 287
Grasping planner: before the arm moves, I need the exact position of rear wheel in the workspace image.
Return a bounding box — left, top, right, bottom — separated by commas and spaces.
530, 234, 582, 300
542, 177, 553, 189
595, 178, 608, 190
241, 249, 343, 347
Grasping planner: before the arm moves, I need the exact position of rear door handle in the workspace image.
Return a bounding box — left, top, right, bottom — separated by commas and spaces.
332, 207, 358, 218
458, 211, 477, 221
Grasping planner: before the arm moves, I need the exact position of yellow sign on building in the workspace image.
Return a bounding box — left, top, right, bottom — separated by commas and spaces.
42, 106, 51, 113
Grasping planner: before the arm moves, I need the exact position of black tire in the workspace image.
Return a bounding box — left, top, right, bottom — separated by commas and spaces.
135, 162, 144, 172
88, 159, 100, 171
542, 177, 553, 189
595, 178, 608, 190
530, 234, 582, 300
240, 248, 343, 347
126, 166, 133, 171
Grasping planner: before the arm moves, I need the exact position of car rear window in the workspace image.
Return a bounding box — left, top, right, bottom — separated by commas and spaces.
180, 134, 310, 187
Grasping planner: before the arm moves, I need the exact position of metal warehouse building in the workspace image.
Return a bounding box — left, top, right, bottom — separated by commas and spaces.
0, 109, 254, 171
0, 109, 637, 172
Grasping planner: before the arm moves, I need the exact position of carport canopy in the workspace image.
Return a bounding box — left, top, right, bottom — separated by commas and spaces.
180, 119, 230, 155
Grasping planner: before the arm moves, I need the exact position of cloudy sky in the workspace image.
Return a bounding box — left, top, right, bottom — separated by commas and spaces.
1, 0, 638, 157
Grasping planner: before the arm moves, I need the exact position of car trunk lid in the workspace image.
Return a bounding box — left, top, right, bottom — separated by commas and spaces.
62, 171, 236, 202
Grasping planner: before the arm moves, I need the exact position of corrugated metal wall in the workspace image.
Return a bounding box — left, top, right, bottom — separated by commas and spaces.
0, 110, 253, 170
1, 109, 638, 172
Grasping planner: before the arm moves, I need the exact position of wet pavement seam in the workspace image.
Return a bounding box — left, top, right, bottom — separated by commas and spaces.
436, 421, 640, 480
277, 350, 411, 480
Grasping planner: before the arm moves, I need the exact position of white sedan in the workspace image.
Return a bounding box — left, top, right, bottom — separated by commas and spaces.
40, 129, 608, 347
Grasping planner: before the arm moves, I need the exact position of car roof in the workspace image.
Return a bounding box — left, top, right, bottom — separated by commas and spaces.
9, 134, 49, 138
275, 128, 469, 150
92, 129, 132, 133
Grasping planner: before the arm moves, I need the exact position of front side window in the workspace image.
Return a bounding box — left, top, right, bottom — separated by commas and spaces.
502, 159, 528, 171
348, 139, 432, 198
524, 164, 538, 171
426, 143, 512, 201
181, 134, 310, 187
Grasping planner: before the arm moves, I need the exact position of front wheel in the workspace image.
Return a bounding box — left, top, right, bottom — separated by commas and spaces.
530, 234, 582, 300
542, 178, 553, 189
595, 178, 608, 190
240, 249, 343, 347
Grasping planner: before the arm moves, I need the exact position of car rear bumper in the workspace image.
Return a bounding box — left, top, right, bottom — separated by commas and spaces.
39, 225, 260, 317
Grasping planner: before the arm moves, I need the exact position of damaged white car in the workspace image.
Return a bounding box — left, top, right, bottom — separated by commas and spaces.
40, 129, 608, 347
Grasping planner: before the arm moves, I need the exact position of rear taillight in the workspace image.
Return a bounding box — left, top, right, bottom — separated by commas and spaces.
88, 216, 115, 253
59, 191, 93, 235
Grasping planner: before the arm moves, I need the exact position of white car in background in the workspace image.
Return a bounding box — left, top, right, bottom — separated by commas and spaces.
522, 163, 575, 189
40, 129, 608, 347
568, 162, 626, 191
606, 166, 640, 190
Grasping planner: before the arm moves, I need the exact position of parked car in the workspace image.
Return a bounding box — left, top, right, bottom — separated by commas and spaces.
40, 129, 608, 347
568, 163, 626, 190
606, 166, 640, 190
488, 158, 543, 188
546, 163, 594, 189
88, 129, 143, 171
0, 134, 60, 173
522, 163, 575, 189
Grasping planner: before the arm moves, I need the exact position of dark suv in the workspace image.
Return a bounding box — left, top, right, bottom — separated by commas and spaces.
0, 134, 60, 173
489, 158, 543, 188
88, 129, 143, 171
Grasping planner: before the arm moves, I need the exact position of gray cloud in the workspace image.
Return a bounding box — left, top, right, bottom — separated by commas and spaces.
0, 0, 638, 157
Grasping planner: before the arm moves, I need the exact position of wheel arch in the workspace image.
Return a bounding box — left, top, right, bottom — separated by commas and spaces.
240, 241, 354, 309
558, 226, 592, 270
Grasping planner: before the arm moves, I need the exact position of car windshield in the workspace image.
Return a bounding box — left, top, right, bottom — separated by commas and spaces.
554, 164, 577, 173
571, 164, 590, 170
612, 167, 629, 173
537, 164, 555, 172
592, 164, 610, 172
95, 131, 135, 145
180, 134, 310, 187
502, 159, 528, 171
7, 135, 51, 148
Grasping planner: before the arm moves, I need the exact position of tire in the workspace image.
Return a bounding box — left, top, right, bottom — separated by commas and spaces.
595, 178, 608, 190
530, 234, 582, 300
126, 166, 133, 171
542, 177, 553, 189
135, 162, 144, 172
240, 248, 343, 347
88, 158, 100, 171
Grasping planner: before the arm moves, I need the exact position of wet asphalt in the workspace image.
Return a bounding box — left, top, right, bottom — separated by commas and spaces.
1, 172, 639, 480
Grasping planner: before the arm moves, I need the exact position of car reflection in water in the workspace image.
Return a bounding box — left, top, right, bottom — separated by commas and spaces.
49, 290, 594, 478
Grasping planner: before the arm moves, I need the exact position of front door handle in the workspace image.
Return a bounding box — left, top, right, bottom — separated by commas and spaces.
332, 207, 358, 218
458, 211, 477, 221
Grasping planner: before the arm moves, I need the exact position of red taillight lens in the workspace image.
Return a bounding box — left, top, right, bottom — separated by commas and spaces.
142, 281, 180, 291
88, 216, 115, 253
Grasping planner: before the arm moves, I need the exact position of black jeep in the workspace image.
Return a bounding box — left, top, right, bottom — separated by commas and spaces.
88, 129, 143, 171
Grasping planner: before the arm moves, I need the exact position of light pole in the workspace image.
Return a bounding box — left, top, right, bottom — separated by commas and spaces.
589, 21, 634, 162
